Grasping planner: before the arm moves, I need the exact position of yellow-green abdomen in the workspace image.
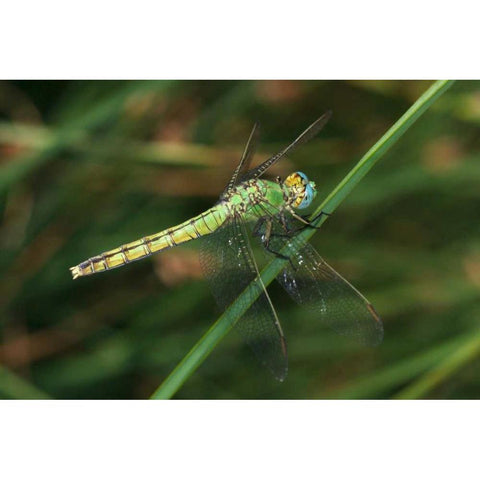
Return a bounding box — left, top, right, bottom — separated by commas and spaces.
70, 204, 228, 279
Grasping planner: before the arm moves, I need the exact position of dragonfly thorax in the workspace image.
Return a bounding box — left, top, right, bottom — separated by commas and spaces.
283, 171, 317, 209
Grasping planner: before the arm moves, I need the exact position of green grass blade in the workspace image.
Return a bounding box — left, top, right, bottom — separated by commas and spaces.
323, 332, 471, 399
394, 328, 480, 399
0, 81, 176, 195
150, 80, 455, 399
0, 365, 51, 399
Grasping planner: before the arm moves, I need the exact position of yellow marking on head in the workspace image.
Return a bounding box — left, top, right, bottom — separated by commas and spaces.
284, 172, 307, 208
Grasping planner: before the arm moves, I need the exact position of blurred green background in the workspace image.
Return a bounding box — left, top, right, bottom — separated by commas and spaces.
0, 80, 479, 399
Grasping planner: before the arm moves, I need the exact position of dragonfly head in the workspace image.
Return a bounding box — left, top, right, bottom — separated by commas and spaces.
283, 171, 317, 209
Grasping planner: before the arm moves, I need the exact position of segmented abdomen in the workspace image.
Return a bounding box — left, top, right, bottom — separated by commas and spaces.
70, 205, 227, 279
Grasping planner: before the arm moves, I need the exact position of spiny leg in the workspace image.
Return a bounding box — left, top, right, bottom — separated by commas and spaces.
253, 217, 288, 260
309, 209, 331, 226
253, 216, 298, 270
261, 210, 331, 238
284, 208, 331, 233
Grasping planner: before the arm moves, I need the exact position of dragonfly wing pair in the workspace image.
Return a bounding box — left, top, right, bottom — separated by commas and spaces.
200, 212, 383, 381
200, 112, 383, 380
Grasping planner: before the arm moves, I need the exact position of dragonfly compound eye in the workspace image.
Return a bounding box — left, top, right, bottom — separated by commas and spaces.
284, 171, 317, 209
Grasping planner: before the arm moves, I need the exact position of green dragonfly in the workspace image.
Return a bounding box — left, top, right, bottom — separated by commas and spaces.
70, 111, 383, 380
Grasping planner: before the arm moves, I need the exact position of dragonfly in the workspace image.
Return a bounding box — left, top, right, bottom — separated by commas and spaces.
70, 111, 383, 381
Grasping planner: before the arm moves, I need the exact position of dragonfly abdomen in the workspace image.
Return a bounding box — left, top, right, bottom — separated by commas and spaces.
70, 205, 228, 279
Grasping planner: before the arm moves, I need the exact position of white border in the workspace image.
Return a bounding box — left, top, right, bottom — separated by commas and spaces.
0, 400, 478, 479
1, 1, 479, 78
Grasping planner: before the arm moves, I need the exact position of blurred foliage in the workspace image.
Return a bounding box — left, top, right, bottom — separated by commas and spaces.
0, 80, 479, 399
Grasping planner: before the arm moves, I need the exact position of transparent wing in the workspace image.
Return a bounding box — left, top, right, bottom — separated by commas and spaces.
256, 215, 384, 346
222, 122, 260, 195
199, 216, 288, 380
244, 110, 332, 181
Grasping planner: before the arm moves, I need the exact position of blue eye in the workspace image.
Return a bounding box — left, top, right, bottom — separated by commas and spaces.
297, 171, 309, 182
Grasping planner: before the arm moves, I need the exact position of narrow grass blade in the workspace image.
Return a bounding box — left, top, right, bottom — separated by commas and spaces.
323, 332, 471, 399
0, 365, 51, 399
0, 81, 175, 195
151, 80, 455, 399
394, 328, 480, 399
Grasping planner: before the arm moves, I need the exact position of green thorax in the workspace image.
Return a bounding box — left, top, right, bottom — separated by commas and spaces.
219, 179, 286, 222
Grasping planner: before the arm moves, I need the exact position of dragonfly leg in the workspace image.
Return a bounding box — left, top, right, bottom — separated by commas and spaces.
265, 242, 290, 262
286, 208, 331, 232
278, 211, 292, 232
252, 216, 268, 239
309, 209, 331, 226
253, 217, 293, 264
299, 210, 331, 230
256, 209, 303, 239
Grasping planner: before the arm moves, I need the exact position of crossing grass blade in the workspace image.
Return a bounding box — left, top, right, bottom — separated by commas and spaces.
0, 365, 51, 399
0, 81, 176, 196
148, 80, 455, 399
321, 331, 473, 399
393, 327, 480, 399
